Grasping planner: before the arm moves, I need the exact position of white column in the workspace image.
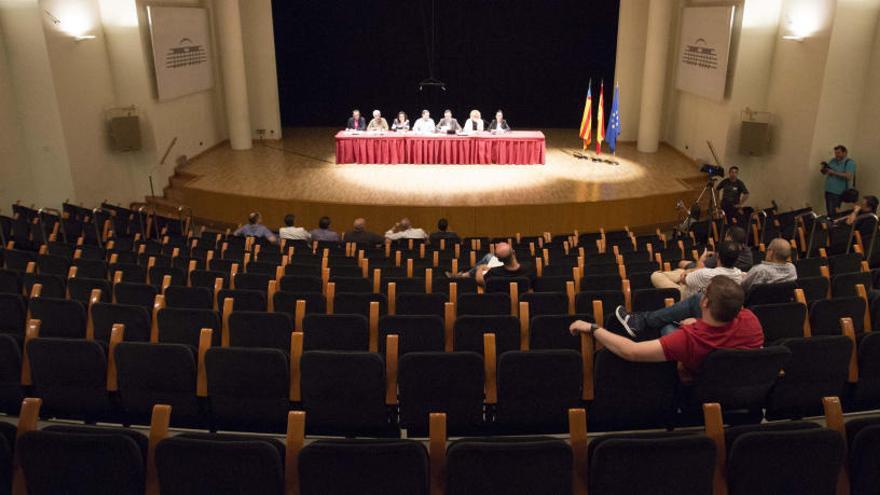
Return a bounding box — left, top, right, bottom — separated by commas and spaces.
215, 0, 252, 150
636, 0, 674, 153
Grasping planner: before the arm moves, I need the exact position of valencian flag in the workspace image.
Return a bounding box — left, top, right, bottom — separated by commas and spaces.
605, 84, 621, 154
595, 80, 605, 154
578, 80, 592, 149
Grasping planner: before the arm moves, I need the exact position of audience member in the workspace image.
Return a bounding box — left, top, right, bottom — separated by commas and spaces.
571, 276, 763, 381
616, 239, 793, 340
278, 214, 310, 241
651, 240, 745, 298
678, 225, 752, 272
429, 218, 460, 244
233, 212, 277, 244
385, 218, 428, 240
741, 238, 797, 291
367, 110, 388, 132
310, 216, 340, 242
836, 194, 878, 244
343, 218, 384, 245
346, 109, 365, 131
480, 242, 535, 287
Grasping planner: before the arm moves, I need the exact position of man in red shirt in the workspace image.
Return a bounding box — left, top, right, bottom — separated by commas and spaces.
570, 276, 763, 379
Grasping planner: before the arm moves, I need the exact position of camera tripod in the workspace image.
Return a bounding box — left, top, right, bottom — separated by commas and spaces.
693, 177, 721, 221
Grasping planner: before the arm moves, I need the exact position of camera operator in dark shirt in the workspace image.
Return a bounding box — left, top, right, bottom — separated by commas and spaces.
715, 166, 749, 225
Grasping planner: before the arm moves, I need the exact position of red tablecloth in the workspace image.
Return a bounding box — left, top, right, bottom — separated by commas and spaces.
335, 131, 545, 165
335, 133, 407, 164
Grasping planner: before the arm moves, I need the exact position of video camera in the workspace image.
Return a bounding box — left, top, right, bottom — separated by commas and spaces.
700, 163, 725, 178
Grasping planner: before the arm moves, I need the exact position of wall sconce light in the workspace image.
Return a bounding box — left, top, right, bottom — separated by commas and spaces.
44, 9, 96, 42
781, 1, 825, 42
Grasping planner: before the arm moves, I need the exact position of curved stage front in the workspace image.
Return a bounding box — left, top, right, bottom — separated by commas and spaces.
166, 128, 703, 236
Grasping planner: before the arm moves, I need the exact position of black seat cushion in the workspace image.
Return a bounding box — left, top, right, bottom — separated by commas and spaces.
155, 435, 284, 495
495, 350, 582, 434
19, 429, 145, 495
301, 314, 369, 351
91, 303, 151, 343
205, 347, 290, 433
299, 439, 429, 495
378, 315, 444, 355
588, 432, 715, 495
445, 438, 572, 495
398, 352, 484, 437
300, 351, 393, 437
727, 427, 844, 495
115, 342, 201, 427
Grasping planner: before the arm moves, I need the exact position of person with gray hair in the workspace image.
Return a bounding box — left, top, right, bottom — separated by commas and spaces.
384, 218, 428, 240
740, 238, 797, 291
343, 218, 384, 246
367, 109, 388, 131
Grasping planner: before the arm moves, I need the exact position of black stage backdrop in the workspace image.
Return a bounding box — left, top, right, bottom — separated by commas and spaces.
272, 0, 620, 129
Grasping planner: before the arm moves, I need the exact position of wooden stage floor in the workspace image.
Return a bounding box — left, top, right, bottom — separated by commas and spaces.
168, 127, 703, 236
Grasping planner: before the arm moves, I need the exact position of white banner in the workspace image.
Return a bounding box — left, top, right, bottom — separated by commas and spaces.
147, 6, 215, 101
675, 6, 735, 102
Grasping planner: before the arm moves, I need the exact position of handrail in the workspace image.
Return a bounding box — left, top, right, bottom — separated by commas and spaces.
37, 207, 65, 245
178, 205, 194, 238
92, 207, 115, 247
851, 213, 879, 257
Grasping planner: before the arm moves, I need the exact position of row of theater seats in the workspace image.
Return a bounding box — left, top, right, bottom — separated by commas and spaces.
3, 396, 878, 495
1, 276, 879, 435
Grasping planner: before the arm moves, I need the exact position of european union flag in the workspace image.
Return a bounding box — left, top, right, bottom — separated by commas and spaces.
605, 85, 622, 153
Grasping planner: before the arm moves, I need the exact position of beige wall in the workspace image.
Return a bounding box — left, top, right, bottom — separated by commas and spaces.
612, 0, 880, 212
855, 12, 880, 199
0, 20, 35, 208
240, 0, 282, 140
0, 0, 76, 208
0, 0, 285, 210
613, 0, 649, 142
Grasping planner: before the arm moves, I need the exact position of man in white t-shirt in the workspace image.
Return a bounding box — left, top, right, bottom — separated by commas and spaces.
412, 109, 436, 134
384, 218, 428, 240
615, 240, 745, 338
278, 214, 311, 241
650, 240, 745, 298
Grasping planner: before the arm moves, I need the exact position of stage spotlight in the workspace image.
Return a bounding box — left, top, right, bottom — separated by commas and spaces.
418, 78, 447, 91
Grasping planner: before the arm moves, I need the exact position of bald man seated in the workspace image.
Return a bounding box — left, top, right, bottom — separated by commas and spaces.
343, 218, 384, 246
614, 237, 796, 338
740, 238, 797, 291
449, 242, 535, 288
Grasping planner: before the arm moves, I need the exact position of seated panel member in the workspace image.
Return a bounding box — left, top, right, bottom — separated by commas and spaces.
462, 109, 484, 134
487, 110, 511, 132
367, 110, 389, 132
346, 109, 366, 131
412, 109, 436, 133
391, 111, 410, 131
436, 109, 462, 133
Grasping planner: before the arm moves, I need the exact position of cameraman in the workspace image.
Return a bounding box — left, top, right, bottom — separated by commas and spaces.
821, 145, 856, 215
715, 166, 749, 224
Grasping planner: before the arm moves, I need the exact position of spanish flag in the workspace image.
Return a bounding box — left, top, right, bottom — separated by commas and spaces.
595, 80, 605, 154
578, 80, 592, 150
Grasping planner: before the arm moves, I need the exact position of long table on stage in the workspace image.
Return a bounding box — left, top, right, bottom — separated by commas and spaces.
335, 130, 546, 165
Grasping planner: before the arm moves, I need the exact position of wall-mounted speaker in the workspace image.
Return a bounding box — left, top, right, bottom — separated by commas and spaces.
108, 115, 142, 152
740, 119, 770, 156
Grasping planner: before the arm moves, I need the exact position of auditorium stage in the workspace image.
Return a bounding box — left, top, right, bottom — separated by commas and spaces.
163, 127, 704, 236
